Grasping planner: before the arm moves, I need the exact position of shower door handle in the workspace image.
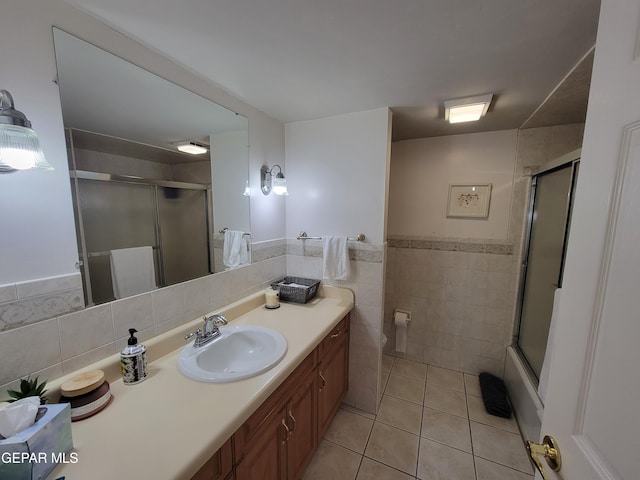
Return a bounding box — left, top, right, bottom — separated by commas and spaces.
526, 435, 562, 480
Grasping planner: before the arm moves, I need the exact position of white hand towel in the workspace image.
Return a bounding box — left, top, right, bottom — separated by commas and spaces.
223, 230, 249, 268
110, 246, 157, 299
322, 236, 350, 280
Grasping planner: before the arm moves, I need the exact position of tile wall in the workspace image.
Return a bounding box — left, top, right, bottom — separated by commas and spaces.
286, 238, 385, 414
384, 124, 584, 378
384, 241, 517, 377
0, 273, 84, 332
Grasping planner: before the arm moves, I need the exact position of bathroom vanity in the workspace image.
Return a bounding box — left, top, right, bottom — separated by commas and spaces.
48, 286, 353, 480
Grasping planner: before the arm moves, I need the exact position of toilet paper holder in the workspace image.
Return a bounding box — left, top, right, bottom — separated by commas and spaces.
394, 309, 411, 322
393, 309, 411, 353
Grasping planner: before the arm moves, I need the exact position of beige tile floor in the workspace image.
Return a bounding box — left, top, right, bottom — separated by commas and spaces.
303, 356, 534, 480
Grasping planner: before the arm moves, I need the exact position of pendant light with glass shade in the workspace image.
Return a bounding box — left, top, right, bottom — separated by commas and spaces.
0, 89, 53, 173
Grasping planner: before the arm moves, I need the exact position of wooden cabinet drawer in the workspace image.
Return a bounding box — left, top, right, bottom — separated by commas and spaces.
319, 314, 350, 357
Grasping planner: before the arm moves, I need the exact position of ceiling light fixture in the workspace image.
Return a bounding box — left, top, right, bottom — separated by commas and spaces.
175, 141, 208, 155
0, 89, 53, 173
444, 94, 493, 124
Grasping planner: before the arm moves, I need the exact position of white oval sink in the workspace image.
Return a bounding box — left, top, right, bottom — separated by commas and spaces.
178, 325, 287, 382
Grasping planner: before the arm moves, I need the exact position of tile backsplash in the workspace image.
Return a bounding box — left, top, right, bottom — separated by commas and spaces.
0, 273, 84, 332
0, 256, 286, 396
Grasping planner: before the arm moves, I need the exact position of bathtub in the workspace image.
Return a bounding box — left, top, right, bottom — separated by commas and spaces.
504, 346, 544, 443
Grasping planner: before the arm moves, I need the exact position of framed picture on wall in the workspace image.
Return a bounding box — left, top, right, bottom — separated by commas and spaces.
447, 184, 492, 218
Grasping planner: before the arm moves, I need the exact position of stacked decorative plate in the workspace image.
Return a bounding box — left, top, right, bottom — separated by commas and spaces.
59, 370, 112, 421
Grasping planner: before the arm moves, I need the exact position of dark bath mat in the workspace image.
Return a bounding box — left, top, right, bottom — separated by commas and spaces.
479, 372, 512, 419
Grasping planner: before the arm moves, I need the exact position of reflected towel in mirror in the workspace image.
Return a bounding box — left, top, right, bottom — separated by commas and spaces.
223, 230, 249, 269
110, 246, 157, 299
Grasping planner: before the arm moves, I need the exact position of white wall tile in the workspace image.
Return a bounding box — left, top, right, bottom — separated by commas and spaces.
16, 273, 82, 299
62, 343, 117, 375
58, 304, 114, 359
152, 283, 185, 326
111, 293, 154, 341
0, 319, 62, 386
0, 284, 17, 304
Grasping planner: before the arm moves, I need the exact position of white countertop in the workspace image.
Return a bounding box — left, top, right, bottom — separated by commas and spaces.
49, 286, 354, 480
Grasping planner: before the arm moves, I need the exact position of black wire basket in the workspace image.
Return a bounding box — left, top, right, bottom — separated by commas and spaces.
271, 277, 320, 304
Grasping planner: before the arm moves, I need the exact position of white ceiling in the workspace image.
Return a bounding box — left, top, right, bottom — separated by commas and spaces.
66, 0, 601, 141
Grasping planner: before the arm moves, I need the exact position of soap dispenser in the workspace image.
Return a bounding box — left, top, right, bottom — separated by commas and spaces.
120, 328, 148, 385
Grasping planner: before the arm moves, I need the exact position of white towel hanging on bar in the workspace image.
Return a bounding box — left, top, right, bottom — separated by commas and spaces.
322, 236, 350, 280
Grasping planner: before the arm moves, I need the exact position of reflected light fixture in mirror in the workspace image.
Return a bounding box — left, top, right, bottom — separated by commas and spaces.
0, 89, 53, 173
260, 164, 288, 195
175, 141, 208, 155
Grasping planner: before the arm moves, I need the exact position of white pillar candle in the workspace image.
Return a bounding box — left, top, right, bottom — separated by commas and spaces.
265, 287, 279, 308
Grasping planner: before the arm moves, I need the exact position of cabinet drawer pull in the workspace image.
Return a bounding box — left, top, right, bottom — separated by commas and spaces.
319, 371, 326, 390
288, 411, 297, 432
330, 329, 341, 338
281, 418, 291, 443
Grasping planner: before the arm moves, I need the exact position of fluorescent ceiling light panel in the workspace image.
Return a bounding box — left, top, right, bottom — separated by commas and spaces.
444, 94, 493, 124
176, 141, 208, 155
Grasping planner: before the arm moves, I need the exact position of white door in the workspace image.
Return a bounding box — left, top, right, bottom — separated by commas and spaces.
534, 1, 640, 479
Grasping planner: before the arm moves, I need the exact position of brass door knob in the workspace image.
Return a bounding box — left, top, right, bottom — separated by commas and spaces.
526, 435, 562, 480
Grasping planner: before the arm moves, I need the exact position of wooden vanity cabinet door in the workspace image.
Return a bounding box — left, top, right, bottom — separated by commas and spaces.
286, 371, 318, 480
190, 438, 233, 480
317, 316, 350, 439
235, 404, 288, 480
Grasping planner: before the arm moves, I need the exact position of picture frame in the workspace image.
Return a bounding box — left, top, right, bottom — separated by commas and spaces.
447, 184, 492, 218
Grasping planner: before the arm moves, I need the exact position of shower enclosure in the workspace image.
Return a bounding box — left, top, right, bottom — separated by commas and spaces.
71, 171, 212, 306
515, 158, 580, 382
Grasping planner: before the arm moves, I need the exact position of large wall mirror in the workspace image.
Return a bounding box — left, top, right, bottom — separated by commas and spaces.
53, 28, 251, 307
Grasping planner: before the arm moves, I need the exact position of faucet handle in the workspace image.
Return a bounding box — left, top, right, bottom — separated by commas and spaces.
185, 328, 202, 341
212, 314, 228, 326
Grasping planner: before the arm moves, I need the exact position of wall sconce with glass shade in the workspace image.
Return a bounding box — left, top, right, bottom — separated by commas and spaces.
0, 89, 53, 173
260, 164, 288, 195
444, 94, 493, 124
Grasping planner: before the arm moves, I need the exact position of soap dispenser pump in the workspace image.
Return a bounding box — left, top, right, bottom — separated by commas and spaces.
120, 328, 148, 385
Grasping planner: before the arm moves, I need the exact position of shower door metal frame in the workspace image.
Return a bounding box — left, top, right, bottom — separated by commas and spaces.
70, 170, 212, 306
513, 152, 581, 385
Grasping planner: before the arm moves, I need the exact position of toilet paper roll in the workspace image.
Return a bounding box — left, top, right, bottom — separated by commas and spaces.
394, 311, 409, 353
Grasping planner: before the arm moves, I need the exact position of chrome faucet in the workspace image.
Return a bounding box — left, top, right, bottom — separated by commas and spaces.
185, 314, 228, 347
204, 313, 228, 333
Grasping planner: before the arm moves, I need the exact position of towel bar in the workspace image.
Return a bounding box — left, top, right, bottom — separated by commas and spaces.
219, 227, 251, 236
296, 231, 365, 241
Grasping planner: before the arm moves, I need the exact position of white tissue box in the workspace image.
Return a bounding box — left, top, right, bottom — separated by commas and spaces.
0, 403, 73, 480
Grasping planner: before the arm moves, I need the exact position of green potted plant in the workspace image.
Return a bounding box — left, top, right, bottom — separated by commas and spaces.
5, 376, 48, 405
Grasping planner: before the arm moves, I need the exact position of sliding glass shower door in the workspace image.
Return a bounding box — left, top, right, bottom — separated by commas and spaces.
516, 161, 579, 382
76, 178, 159, 305
72, 174, 212, 306
157, 186, 211, 285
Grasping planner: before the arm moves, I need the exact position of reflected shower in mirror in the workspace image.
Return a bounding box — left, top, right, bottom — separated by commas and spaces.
53, 28, 251, 307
